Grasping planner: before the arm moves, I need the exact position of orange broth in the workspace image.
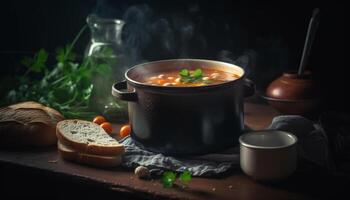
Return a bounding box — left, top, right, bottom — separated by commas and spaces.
143, 69, 240, 87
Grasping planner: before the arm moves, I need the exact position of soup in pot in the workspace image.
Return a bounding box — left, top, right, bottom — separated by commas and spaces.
143, 68, 240, 87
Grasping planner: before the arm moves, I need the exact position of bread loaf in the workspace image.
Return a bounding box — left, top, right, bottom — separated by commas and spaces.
0, 101, 64, 147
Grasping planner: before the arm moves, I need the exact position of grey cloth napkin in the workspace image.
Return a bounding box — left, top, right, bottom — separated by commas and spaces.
120, 115, 332, 177
120, 136, 239, 177
268, 115, 334, 170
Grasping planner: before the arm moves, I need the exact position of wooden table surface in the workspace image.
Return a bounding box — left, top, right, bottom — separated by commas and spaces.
0, 99, 347, 199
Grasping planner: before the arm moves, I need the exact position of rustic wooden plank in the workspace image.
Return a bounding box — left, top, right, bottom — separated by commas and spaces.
0, 148, 311, 200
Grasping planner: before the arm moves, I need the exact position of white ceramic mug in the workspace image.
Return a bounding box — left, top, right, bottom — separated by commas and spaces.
239, 130, 298, 181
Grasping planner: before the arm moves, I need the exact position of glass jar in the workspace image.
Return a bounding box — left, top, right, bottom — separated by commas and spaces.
85, 14, 128, 122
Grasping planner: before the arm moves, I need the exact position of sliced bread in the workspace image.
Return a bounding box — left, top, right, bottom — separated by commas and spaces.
56, 119, 124, 156
57, 141, 121, 168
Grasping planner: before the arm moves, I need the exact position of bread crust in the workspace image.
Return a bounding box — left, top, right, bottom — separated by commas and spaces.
57, 141, 121, 168
0, 102, 64, 147
56, 120, 125, 156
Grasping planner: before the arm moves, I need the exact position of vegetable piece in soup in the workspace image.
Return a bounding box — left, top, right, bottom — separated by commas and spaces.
145, 68, 240, 87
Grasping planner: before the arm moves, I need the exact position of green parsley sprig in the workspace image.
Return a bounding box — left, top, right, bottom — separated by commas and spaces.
5, 25, 122, 119
179, 68, 212, 84
179, 68, 203, 83
161, 170, 192, 188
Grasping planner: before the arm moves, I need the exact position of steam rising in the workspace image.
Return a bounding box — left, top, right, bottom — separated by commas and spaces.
120, 4, 210, 64
93, 2, 292, 88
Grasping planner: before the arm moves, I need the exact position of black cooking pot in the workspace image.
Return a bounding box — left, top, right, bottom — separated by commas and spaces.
112, 59, 254, 155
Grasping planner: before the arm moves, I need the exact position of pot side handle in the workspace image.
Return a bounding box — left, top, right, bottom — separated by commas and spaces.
244, 78, 255, 97
112, 80, 138, 102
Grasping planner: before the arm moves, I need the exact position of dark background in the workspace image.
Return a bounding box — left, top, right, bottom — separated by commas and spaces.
0, 0, 346, 111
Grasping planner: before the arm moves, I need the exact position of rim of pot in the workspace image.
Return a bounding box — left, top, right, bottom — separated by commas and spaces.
124, 59, 246, 91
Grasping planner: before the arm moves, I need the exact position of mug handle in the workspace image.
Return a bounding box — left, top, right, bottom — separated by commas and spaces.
112, 80, 138, 102
244, 78, 255, 97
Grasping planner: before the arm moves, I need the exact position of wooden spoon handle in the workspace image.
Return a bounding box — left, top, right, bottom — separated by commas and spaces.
298, 8, 321, 77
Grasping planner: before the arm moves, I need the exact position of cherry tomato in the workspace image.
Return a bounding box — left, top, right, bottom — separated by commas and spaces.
100, 122, 113, 134
120, 125, 131, 138
93, 116, 106, 125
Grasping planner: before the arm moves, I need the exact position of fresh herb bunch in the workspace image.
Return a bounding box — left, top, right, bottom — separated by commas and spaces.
179, 68, 212, 84
6, 26, 115, 119
161, 170, 192, 188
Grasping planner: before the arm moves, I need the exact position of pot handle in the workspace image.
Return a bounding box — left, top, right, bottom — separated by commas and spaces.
112, 80, 138, 102
244, 78, 255, 97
